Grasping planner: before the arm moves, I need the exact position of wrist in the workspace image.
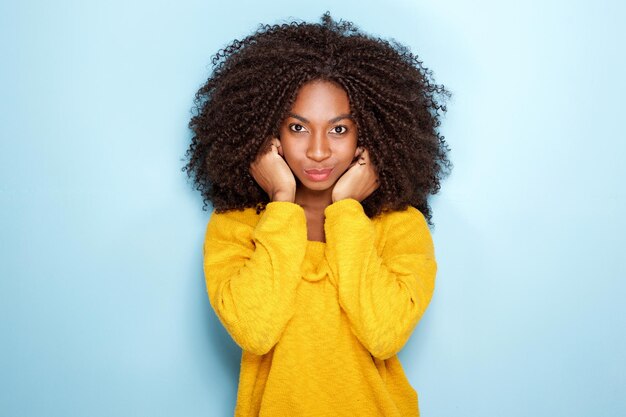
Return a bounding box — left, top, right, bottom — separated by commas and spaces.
272, 189, 295, 203
331, 191, 350, 203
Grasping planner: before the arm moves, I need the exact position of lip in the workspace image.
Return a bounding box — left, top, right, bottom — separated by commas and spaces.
303, 167, 333, 182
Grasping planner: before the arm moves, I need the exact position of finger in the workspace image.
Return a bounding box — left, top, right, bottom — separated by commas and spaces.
267, 143, 280, 158
269, 137, 284, 156
360, 149, 377, 169
358, 149, 368, 166
263, 137, 276, 154
275, 139, 284, 157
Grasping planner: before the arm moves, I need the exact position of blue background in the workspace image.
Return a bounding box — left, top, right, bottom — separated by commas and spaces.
1, 0, 624, 416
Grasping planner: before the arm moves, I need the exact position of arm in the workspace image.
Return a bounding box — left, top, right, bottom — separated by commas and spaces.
324, 199, 437, 360
203, 202, 307, 355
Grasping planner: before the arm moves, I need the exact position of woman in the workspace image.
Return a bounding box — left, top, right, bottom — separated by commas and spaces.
184, 12, 451, 417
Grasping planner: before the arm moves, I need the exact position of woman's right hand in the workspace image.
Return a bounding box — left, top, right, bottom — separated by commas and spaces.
249, 137, 296, 202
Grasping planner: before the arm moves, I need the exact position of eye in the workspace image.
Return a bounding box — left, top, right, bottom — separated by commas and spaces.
289, 123, 306, 133
331, 126, 348, 134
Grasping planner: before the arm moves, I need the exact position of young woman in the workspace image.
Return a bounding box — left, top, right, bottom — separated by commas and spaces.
184, 12, 451, 417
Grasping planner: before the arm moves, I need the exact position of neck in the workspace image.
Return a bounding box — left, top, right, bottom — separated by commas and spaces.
294, 185, 333, 212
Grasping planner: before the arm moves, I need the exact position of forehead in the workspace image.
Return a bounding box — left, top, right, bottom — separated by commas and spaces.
288, 80, 351, 118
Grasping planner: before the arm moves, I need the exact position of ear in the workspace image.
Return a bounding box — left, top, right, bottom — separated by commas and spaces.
354, 146, 364, 158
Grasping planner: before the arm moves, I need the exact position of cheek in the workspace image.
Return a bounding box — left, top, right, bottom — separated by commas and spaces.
280, 143, 301, 166
337, 142, 358, 164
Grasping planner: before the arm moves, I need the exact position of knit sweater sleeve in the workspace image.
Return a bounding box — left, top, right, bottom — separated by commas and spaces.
203, 202, 308, 355
324, 198, 437, 360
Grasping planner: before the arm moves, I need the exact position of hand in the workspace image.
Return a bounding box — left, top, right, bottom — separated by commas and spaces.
249, 137, 296, 202
331, 147, 379, 203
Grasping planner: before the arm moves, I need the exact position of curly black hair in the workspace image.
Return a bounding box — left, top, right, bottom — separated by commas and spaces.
183, 12, 452, 225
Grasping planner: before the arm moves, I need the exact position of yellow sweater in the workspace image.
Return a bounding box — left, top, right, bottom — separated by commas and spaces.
203, 198, 437, 417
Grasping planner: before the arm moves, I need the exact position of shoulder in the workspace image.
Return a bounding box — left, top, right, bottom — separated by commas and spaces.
374, 205, 429, 231
210, 206, 260, 228
373, 206, 434, 255
205, 206, 260, 243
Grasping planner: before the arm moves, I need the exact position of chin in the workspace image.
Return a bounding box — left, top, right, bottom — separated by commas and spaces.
298, 177, 337, 192
303, 182, 333, 192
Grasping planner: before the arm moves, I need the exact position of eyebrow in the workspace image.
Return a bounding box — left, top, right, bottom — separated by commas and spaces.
288, 112, 354, 124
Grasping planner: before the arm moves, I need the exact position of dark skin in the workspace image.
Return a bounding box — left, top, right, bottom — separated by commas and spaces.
249, 80, 380, 241
185, 14, 452, 226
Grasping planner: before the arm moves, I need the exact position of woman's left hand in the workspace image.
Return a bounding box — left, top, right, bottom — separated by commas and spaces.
332, 147, 379, 203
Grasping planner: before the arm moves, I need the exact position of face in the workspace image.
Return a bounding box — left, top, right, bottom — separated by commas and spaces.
278, 80, 358, 193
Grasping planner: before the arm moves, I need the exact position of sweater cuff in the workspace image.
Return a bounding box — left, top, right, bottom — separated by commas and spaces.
324, 198, 365, 220
265, 200, 305, 213
255, 201, 307, 237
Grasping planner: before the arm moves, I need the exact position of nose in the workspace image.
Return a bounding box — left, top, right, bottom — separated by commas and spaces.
306, 131, 331, 162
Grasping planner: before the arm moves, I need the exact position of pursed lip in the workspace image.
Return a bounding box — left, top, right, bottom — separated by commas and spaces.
303, 167, 334, 181
304, 168, 333, 174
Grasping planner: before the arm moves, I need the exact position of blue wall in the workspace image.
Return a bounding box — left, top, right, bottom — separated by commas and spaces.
1, 0, 624, 416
